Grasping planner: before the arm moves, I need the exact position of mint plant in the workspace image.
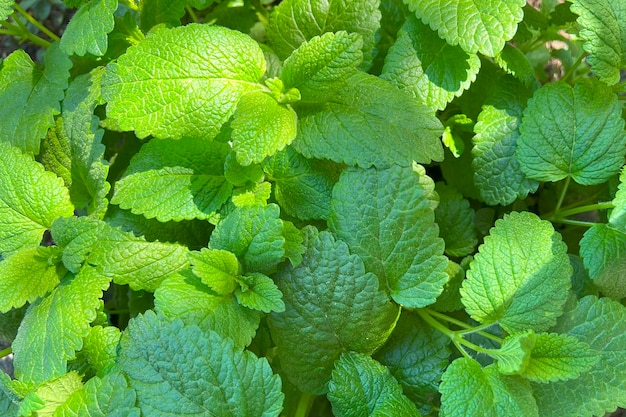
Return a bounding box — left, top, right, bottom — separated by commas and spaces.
1, 0, 626, 416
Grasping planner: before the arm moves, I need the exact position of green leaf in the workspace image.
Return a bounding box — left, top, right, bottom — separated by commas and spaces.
472, 75, 539, 205
139, 0, 186, 32
281, 31, 363, 102
190, 248, 239, 295
12, 267, 110, 386
262, 147, 338, 221
52, 216, 190, 292
0, 247, 63, 313
0, 43, 72, 154
382, 15, 481, 111
461, 211, 572, 333
231, 181, 272, 207
0, 0, 12, 21
579, 224, 626, 299
231, 92, 297, 165
431, 260, 466, 312
570, 0, 626, 85
440, 358, 538, 417
266, 0, 381, 70
154, 270, 261, 349
40, 119, 72, 189
532, 296, 626, 416
609, 166, 626, 230
493, 44, 540, 89
282, 220, 304, 267
293, 72, 444, 168
329, 166, 448, 308
516, 79, 626, 185
434, 183, 478, 257
494, 332, 534, 376
60, 0, 117, 56
328, 352, 421, 417
235, 272, 285, 313
61, 68, 110, 217
0, 142, 74, 255
210, 204, 285, 274
118, 311, 283, 416
19, 371, 83, 416
55, 370, 140, 417
111, 137, 232, 222
405, 0, 526, 57
267, 227, 399, 394
102, 24, 265, 140
76, 326, 121, 378
374, 312, 451, 415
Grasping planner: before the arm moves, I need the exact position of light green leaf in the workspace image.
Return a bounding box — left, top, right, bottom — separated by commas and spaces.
281, 31, 363, 101
532, 296, 626, 416
61, 68, 110, 217
293, 72, 444, 168
461, 211, 572, 333
494, 44, 540, 89
111, 137, 232, 222
210, 204, 285, 274
139, 0, 186, 31
434, 183, 478, 257
282, 220, 304, 267
579, 224, 626, 299
267, 227, 399, 394
0, 0, 12, 21
76, 326, 121, 378
0, 142, 74, 255
494, 332, 534, 376
0, 43, 72, 154
102, 24, 265, 140
0, 247, 63, 313
472, 75, 539, 205
12, 267, 111, 386
231, 92, 297, 165
382, 15, 481, 111
405, 0, 526, 57
118, 311, 283, 416
190, 248, 239, 295
329, 166, 448, 308
440, 358, 538, 417
266, 0, 381, 70
40, 118, 72, 190
609, 166, 626, 230
231, 182, 272, 207
374, 312, 450, 415
60, 0, 117, 56
235, 273, 285, 313
154, 270, 261, 349
55, 370, 140, 417
516, 79, 626, 185
570, 0, 626, 85
19, 372, 83, 416
262, 147, 338, 221
328, 352, 421, 417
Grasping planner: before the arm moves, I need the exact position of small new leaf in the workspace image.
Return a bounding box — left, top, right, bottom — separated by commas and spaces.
60, 0, 117, 56
235, 273, 285, 313
190, 248, 239, 295
579, 224, 626, 299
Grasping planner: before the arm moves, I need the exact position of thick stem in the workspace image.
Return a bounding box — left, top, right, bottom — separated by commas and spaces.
13, 3, 60, 41
294, 392, 315, 417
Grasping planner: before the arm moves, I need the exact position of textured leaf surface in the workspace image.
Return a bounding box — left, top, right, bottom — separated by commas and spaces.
0, 142, 73, 255
235, 273, 285, 313
434, 183, 478, 257
405, 0, 526, 56
12, 267, 110, 386
0, 44, 72, 153
570, 0, 626, 85
0, 247, 63, 313
267, 227, 399, 394
579, 224, 626, 299
118, 311, 283, 417
532, 296, 626, 416
516, 79, 626, 185
154, 270, 261, 349
262, 147, 337, 220
374, 312, 450, 414
472, 76, 538, 205
293, 72, 444, 167
19, 371, 83, 416
0, 0, 12, 21
139, 0, 186, 31
210, 204, 285, 274
111, 137, 232, 221
231, 92, 297, 165
328, 352, 420, 417
461, 212, 572, 333
60, 0, 117, 56
102, 24, 265, 140
440, 358, 538, 417
78, 326, 121, 378
329, 166, 448, 307
56, 371, 140, 417
610, 167, 626, 230
382, 15, 481, 110
266, 0, 381, 69
190, 248, 239, 295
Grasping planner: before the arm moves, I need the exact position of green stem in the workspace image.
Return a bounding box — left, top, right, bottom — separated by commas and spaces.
553, 176, 571, 216
185, 6, 199, 23
425, 309, 503, 343
550, 218, 597, 228
0, 347, 12, 359
556, 202, 613, 219
13, 3, 60, 41
294, 392, 315, 417
118, 0, 139, 11
562, 52, 586, 83
417, 309, 455, 339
